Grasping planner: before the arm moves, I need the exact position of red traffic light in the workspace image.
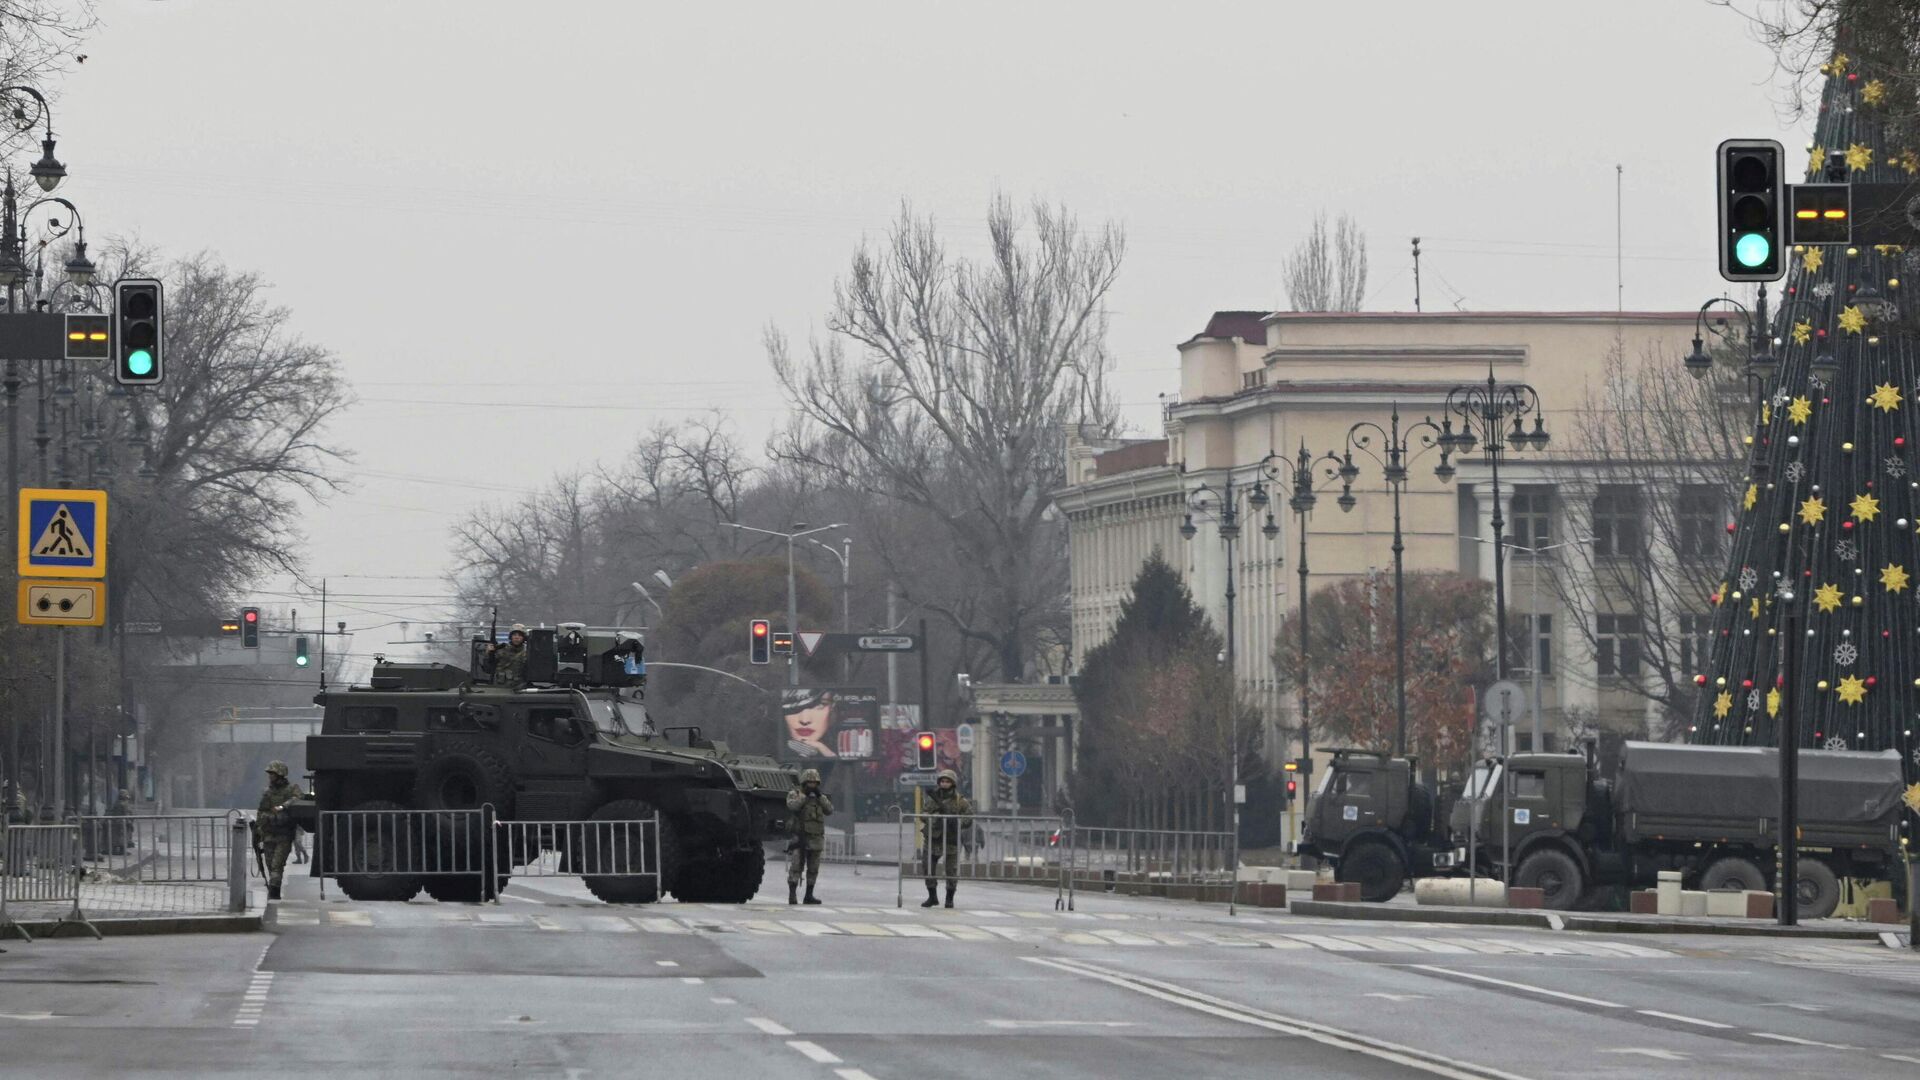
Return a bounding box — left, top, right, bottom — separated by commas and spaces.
748, 619, 771, 664
752, 621, 768, 637
914, 730, 937, 770
917, 733, 936, 751
243, 610, 259, 623
1285, 778, 1298, 796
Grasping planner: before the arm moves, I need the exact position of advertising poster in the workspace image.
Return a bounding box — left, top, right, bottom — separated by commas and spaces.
781, 687, 880, 761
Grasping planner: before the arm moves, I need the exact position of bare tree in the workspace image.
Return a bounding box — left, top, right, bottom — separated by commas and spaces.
1720, 1, 1920, 133
767, 196, 1123, 679
1282, 212, 1369, 312
1544, 342, 1748, 737
0, 2, 95, 94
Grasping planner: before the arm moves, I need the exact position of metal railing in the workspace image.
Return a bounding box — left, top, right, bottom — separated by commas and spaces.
896, 810, 1072, 911
1058, 821, 1235, 903
71, 813, 247, 917
2, 823, 102, 939
492, 817, 661, 886
316, 806, 663, 903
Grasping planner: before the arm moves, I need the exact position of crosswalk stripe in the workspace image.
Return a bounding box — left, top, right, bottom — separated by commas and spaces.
886, 923, 948, 939
782, 920, 843, 936
836, 923, 894, 936
630, 917, 689, 934
1091, 929, 1157, 946
1374, 936, 1473, 954
739, 920, 794, 935
1283, 934, 1371, 952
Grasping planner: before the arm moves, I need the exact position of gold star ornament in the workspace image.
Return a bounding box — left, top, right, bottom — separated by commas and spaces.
1905, 782, 1920, 814
1868, 382, 1903, 412
1813, 582, 1844, 612
1750, 596, 1762, 620
1802, 246, 1825, 273
1798, 495, 1827, 526
1836, 674, 1868, 705
1864, 78, 1889, 106
1847, 142, 1875, 171
1822, 53, 1851, 76
1840, 305, 1868, 334
1788, 396, 1813, 425
1791, 321, 1813, 345
1766, 687, 1781, 718
1713, 690, 1733, 719
1744, 483, 1758, 511
1882, 562, 1911, 593
1903, 149, 1920, 176
1853, 492, 1882, 521
1808, 144, 1827, 175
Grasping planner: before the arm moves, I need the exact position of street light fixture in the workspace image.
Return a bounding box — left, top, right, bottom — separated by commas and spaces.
1443, 367, 1550, 684
724, 520, 847, 687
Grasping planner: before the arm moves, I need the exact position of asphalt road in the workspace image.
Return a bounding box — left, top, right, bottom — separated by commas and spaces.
4, 861, 1918, 1079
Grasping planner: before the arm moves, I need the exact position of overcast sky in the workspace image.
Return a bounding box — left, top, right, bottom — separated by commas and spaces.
56, 0, 1804, 650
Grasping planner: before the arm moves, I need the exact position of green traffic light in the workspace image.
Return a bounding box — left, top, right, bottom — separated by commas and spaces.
295, 655, 310, 667
1734, 232, 1771, 269
126, 349, 155, 377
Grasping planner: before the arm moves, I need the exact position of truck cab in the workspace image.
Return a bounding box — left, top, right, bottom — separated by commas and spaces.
1298, 750, 1449, 902
1451, 751, 1604, 909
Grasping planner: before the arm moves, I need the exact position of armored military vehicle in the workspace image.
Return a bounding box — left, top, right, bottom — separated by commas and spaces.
1296, 750, 1457, 902
291, 624, 796, 904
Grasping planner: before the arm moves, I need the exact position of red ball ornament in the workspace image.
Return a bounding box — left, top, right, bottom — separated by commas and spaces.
1742, 679, 1754, 689
1898, 438, 1908, 448
1867, 480, 1875, 489
1849, 71, 1859, 81
1710, 592, 1722, 604
1776, 675, 1786, 687
1866, 676, 1878, 688
1823, 397, 1831, 404
1726, 522, 1737, 533
1844, 520, 1855, 530
1695, 674, 1708, 686
1884, 630, 1892, 638
1804, 569, 1813, 577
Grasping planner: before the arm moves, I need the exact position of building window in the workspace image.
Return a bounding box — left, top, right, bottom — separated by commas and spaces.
1676, 484, 1723, 558
1596, 614, 1643, 677
1524, 613, 1553, 676
1592, 486, 1642, 558
1678, 613, 1714, 674
1241, 369, 1267, 390
1509, 486, 1553, 551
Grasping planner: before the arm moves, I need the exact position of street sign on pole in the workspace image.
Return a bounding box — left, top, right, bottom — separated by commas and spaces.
16, 578, 105, 627
956, 723, 975, 754
999, 749, 1027, 779
18, 487, 108, 579
1482, 678, 1530, 740
797, 631, 826, 656
855, 634, 916, 652
121, 621, 164, 635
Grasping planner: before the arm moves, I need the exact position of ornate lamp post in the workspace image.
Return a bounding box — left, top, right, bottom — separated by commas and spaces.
1331, 405, 1447, 756
1440, 369, 1550, 687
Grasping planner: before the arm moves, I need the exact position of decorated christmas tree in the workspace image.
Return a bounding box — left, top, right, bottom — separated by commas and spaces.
1692, 40, 1920, 808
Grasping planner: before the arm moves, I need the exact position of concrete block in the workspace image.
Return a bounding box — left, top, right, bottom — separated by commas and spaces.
1340, 882, 1362, 902
1679, 890, 1708, 917
1311, 883, 1347, 902
1236, 866, 1274, 884
1656, 870, 1683, 915
1745, 891, 1774, 919
1705, 890, 1750, 918
1244, 882, 1288, 908
1868, 897, 1903, 924
1506, 887, 1545, 909
1285, 869, 1319, 893
1414, 877, 1506, 907
1629, 890, 1658, 915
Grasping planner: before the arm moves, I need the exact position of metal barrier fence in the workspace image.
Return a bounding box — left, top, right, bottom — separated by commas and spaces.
1058, 821, 1235, 903
2, 824, 102, 940
316, 807, 663, 903
72, 813, 247, 918
896, 811, 1071, 910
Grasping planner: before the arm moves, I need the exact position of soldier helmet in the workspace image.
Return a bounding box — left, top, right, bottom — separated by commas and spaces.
266, 761, 289, 777
799, 768, 821, 784
937, 769, 958, 784
509, 623, 528, 639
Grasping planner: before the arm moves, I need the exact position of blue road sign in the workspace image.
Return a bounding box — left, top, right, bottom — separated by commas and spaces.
17, 487, 107, 579
999, 749, 1027, 779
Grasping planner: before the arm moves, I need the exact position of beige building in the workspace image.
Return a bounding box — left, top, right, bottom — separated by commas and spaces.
1056, 309, 1701, 761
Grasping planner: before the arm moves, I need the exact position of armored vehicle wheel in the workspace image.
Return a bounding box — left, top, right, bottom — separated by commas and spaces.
1700, 856, 1768, 893
669, 862, 717, 903
422, 874, 511, 903
580, 798, 682, 904
1793, 858, 1842, 919
414, 739, 516, 817
1513, 848, 1585, 911
1336, 841, 1405, 902
677, 850, 765, 904
333, 800, 424, 902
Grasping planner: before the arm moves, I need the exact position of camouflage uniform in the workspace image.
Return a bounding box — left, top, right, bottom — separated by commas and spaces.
257, 762, 306, 899
921, 770, 972, 908
785, 769, 832, 904
488, 637, 529, 686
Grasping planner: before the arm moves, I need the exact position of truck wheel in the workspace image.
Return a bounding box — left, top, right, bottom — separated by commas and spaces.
580, 798, 682, 904
669, 862, 717, 903
1792, 858, 1842, 919
1699, 856, 1767, 893
707, 850, 767, 904
1337, 842, 1405, 902
413, 740, 515, 817
333, 800, 423, 902
1513, 849, 1585, 911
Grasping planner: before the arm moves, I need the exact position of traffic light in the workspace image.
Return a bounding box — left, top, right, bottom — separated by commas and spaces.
64, 313, 109, 361
218, 618, 242, 637
749, 619, 770, 664
1717, 139, 1786, 282
771, 630, 794, 655
1789, 182, 1851, 245
915, 731, 937, 770
294, 636, 310, 667
113, 278, 164, 385
240, 607, 260, 648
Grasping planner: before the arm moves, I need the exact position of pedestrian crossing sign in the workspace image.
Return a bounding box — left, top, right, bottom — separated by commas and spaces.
17, 487, 107, 578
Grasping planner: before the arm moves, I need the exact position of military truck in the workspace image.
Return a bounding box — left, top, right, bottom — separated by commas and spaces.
1451, 742, 1906, 915
290, 624, 796, 905
1296, 749, 1459, 902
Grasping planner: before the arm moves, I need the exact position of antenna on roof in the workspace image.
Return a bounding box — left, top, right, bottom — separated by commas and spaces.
1411, 238, 1422, 313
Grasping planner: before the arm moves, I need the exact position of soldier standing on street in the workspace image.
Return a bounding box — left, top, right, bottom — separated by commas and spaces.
785, 768, 831, 905
921, 769, 972, 909
256, 761, 306, 901
483, 624, 530, 686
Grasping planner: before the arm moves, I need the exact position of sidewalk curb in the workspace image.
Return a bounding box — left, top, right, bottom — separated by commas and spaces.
2, 913, 261, 939
1288, 899, 1889, 939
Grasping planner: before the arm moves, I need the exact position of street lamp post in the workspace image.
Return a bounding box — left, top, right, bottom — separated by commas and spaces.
1439, 368, 1551, 699
1332, 405, 1447, 757
725, 521, 846, 687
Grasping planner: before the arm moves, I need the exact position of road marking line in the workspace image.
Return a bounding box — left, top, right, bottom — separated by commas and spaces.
985, 1019, 1137, 1028
630, 917, 689, 934
232, 1019, 258, 1027
739, 920, 794, 935
781, 920, 842, 936
836, 923, 894, 936
1373, 937, 1472, 955
787, 1041, 842, 1064
711, 997, 736, 1005
1880, 932, 1905, 949
1060, 932, 1108, 946
681, 977, 704, 985
1284, 934, 1372, 952
1253, 936, 1313, 950
1090, 929, 1157, 946
1881, 1053, 1920, 1064
1636, 1010, 1731, 1029
655, 960, 679, 968
1455, 939, 1527, 955
1544, 914, 1564, 931
1404, 965, 1623, 1009
834, 1070, 879, 1080
747, 1017, 794, 1036
943, 925, 998, 942
324, 910, 373, 927
1026, 957, 1533, 1080
530, 916, 563, 931
886, 923, 948, 939
582, 916, 637, 933
1752, 1032, 1853, 1049
1602, 1048, 1687, 1061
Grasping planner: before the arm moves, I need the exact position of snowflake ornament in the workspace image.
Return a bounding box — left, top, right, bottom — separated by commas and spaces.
1812, 281, 1836, 299
1747, 689, 1762, 710
1835, 641, 1859, 666
1912, 745, 1920, 767
1786, 460, 1808, 483
1824, 735, 1850, 751
1772, 389, 1793, 409
1739, 567, 1759, 591
1837, 537, 1859, 562
1889, 456, 1910, 479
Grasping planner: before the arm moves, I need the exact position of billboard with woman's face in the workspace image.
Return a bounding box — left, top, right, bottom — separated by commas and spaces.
780, 687, 879, 760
